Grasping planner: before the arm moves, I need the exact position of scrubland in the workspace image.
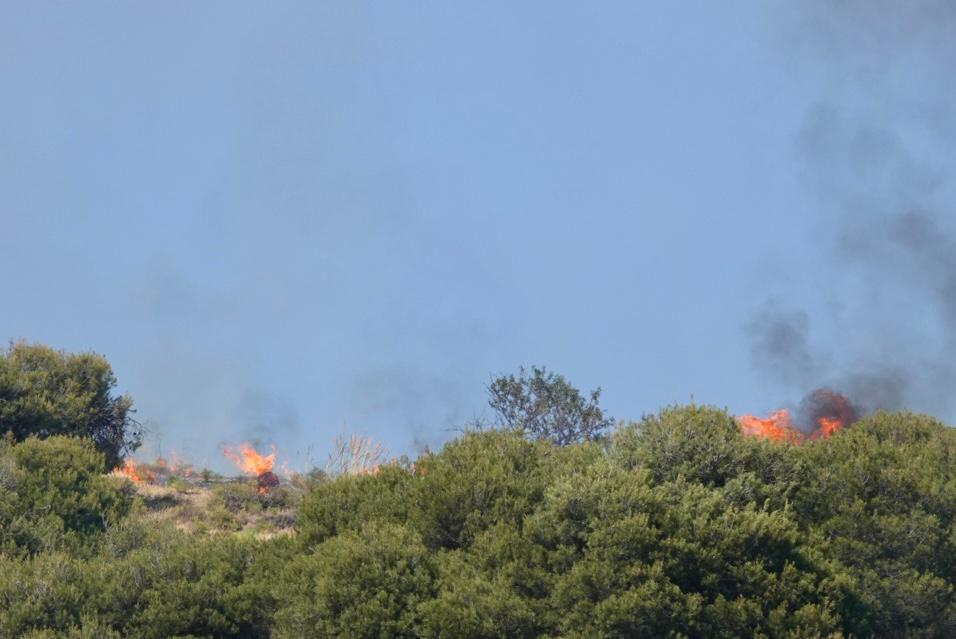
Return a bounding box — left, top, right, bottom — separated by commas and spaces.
2, 406, 955, 638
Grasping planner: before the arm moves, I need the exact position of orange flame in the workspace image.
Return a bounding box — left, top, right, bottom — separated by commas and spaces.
737, 391, 852, 443
222, 443, 275, 475
809, 416, 844, 440
111, 459, 154, 484
169, 452, 193, 478
737, 409, 805, 443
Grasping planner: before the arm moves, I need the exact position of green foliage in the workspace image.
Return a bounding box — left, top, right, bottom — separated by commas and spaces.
409, 430, 555, 550
274, 523, 434, 638
212, 482, 263, 514
167, 477, 192, 494
615, 404, 750, 485
416, 551, 537, 639
488, 365, 613, 445
539, 466, 839, 637
789, 411, 956, 636
3, 402, 956, 637
0, 522, 277, 638
0, 436, 133, 556
0, 342, 141, 468
297, 464, 414, 547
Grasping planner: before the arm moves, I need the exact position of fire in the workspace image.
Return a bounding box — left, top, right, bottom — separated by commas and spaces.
813, 416, 843, 439
737, 388, 857, 443
111, 459, 154, 484
223, 443, 279, 494
166, 452, 193, 478
737, 409, 804, 442
222, 443, 276, 475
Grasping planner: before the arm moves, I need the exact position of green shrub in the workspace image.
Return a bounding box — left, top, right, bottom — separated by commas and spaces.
297, 464, 414, 547
1, 436, 133, 556
274, 523, 434, 638
417, 551, 538, 639
0, 341, 140, 468
211, 482, 261, 514
408, 430, 554, 550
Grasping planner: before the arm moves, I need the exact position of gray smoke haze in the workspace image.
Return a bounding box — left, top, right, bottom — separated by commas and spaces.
747, 302, 818, 390
750, 2, 956, 421
235, 389, 300, 449
347, 364, 475, 450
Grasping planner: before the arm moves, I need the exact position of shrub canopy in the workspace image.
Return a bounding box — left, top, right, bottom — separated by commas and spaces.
2, 402, 955, 637
0, 342, 141, 468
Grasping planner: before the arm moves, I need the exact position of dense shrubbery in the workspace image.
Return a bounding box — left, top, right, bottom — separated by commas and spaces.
0, 342, 141, 468
0, 435, 133, 558
2, 406, 955, 637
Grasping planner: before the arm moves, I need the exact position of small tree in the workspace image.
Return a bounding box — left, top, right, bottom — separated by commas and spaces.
487, 366, 612, 446
0, 341, 142, 469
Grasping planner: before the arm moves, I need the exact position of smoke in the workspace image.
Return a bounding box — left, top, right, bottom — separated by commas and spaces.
749, 3, 956, 421
235, 388, 300, 448
793, 387, 858, 435
347, 364, 476, 450
747, 302, 818, 389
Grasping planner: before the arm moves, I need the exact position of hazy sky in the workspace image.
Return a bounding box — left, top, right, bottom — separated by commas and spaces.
3, 2, 954, 471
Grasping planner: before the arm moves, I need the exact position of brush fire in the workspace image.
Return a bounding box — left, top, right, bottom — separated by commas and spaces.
110, 456, 194, 485
222, 443, 280, 493
737, 387, 858, 442
110, 443, 285, 494
111, 459, 154, 484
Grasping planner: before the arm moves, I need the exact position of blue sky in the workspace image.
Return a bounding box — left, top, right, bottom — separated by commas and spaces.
3, 3, 954, 471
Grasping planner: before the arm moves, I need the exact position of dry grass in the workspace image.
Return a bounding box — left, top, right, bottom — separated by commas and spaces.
326, 433, 388, 476
134, 481, 297, 539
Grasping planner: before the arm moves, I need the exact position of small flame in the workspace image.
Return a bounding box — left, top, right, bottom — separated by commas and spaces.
111, 459, 154, 484
222, 443, 276, 475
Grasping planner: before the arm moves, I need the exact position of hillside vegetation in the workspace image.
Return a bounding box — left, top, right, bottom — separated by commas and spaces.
1, 406, 955, 638
1, 345, 954, 637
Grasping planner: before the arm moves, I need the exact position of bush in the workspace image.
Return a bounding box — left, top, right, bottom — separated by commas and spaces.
1, 436, 133, 556
0, 342, 141, 468
297, 464, 414, 547
417, 551, 538, 639
408, 430, 555, 550
211, 482, 262, 514
274, 523, 434, 638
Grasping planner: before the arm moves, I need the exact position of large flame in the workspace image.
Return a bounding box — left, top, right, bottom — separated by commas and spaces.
222, 443, 276, 475
737, 409, 804, 442
737, 388, 856, 442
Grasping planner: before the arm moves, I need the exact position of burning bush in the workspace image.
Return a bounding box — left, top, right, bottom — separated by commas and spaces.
737, 388, 859, 443
257, 470, 280, 493
111, 458, 155, 484
223, 443, 280, 494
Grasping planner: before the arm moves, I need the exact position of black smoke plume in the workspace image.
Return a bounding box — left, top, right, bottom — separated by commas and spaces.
749, 3, 956, 423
